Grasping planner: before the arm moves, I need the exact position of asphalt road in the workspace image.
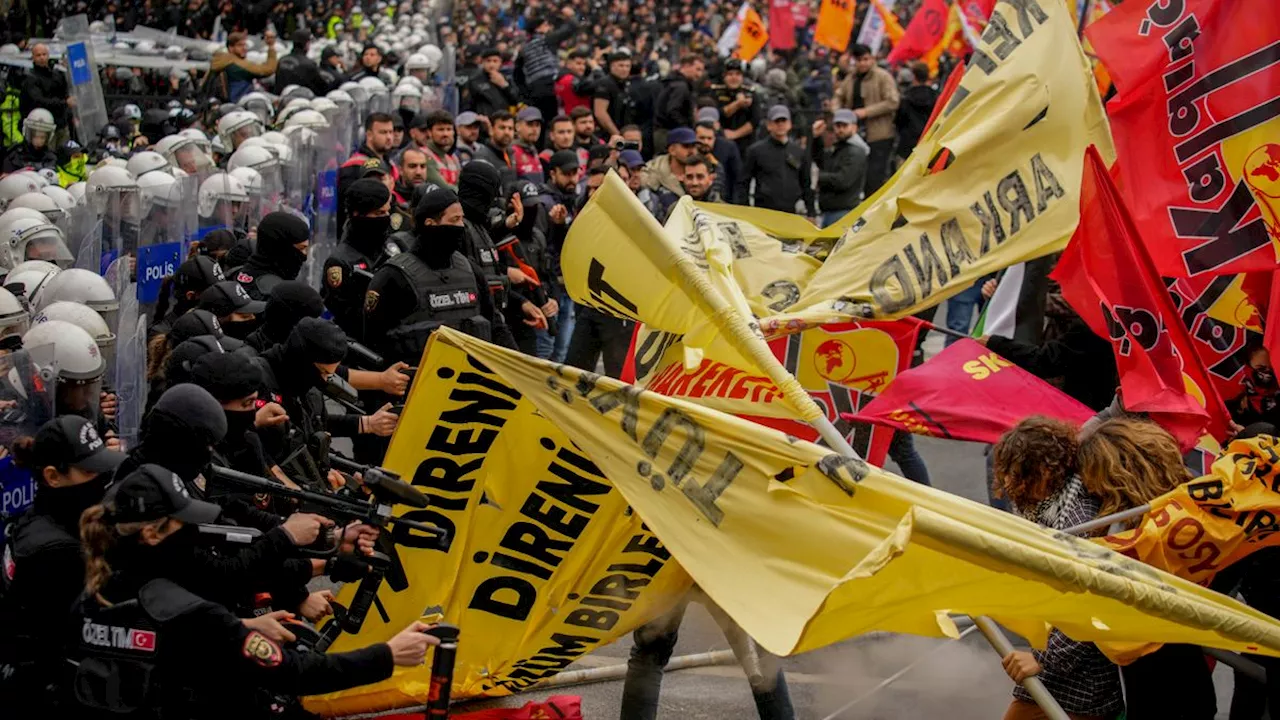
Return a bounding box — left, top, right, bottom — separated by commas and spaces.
447, 326, 1244, 719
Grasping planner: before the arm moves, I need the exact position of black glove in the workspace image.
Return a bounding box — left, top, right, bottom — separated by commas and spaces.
325, 553, 372, 583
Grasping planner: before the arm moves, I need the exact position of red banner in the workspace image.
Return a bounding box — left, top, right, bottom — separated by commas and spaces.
1053, 146, 1232, 449
886, 0, 949, 64
770, 0, 797, 49
1086, 0, 1280, 278
1166, 275, 1260, 406
851, 339, 1096, 444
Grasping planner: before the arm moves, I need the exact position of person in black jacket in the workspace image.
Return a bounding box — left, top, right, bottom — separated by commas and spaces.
736, 105, 814, 217
274, 30, 329, 97
811, 109, 868, 227
895, 62, 939, 162
235, 211, 311, 302
0, 416, 125, 715
981, 306, 1119, 412
654, 55, 705, 151
19, 44, 70, 130
513, 8, 578, 141
69, 463, 438, 720
463, 48, 520, 119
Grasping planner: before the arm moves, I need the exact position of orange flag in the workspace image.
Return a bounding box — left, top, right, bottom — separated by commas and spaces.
814, 0, 856, 51
870, 0, 905, 43
736, 5, 770, 61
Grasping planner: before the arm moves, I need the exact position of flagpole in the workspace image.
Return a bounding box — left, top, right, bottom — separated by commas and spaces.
668, 203, 1073, 720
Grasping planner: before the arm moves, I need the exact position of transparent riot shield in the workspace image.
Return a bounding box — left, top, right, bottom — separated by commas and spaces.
74, 218, 103, 272
96, 186, 142, 276
300, 128, 339, 290
136, 175, 191, 320
113, 311, 146, 451
169, 138, 215, 181
13, 224, 75, 268
59, 15, 110, 147
439, 42, 459, 115
285, 127, 319, 217
0, 347, 57, 532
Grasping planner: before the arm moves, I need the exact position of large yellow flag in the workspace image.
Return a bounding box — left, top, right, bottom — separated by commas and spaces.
302, 337, 691, 716
762, 0, 1114, 326
421, 329, 1280, 661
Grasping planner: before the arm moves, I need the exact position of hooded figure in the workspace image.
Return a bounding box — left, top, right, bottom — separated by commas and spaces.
323, 179, 394, 336
244, 281, 326, 353
235, 211, 311, 301
116, 383, 228, 486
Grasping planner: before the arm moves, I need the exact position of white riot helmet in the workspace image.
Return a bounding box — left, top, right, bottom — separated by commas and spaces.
35, 168, 58, 188
397, 75, 423, 91
164, 45, 185, 60
137, 172, 185, 212
178, 128, 212, 154
125, 150, 170, 178
420, 44, 442, 69
0, 286, 29, 337
228, 144, 280, 173
0, 208, 51, 250
261, 131, 288, 147
9, 193, 67, 228
284, 110, 330, 131
359, 76, 389, 94
66, 183, 87, 205
85, 165, 139, 214
274, 104, 309, 129
0, 174, 42, 211
404, 52, 430, 73
22, 320, 104, 382
278, 85, 315, 106
239, 91, 275, 125
309, 97, 339, 117
228, 167, 263, 196
340, 81, 370, 107
16, 170, 48, 189
391, 83, 421, 113
33, 268, 119, 329
32, 301, 114, 368
4, 218, 72, 269
197, 173, 249, 219
153, 134, 213, 175
326, 89, 355, 109
22, 108, 56, 143
217, 110, 264, 151
4, 261, 59, 303
282, 97, 312, 115
41, 186, 76, 215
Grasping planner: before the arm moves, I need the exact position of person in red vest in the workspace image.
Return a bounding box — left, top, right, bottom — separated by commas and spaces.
337, 112, 400, 221
511, 107, 546, 184
411, 109, 461, 191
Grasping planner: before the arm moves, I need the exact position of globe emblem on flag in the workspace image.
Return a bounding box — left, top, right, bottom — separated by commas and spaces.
1244, 144, 1280, 240
814, 339, 857, 383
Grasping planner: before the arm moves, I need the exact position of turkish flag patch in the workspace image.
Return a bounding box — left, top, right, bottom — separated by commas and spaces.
130, 629, 157, 652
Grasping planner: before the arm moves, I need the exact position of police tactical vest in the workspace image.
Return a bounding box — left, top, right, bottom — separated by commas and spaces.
1, 514, 78, 652
462, 220, 508, 307
325, 244, 374, 336
72, 579, 209, 716
384, 251, 489, 360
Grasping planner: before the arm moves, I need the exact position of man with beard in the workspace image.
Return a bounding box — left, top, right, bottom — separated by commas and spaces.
532, 150, 582, 362
234, 211, 311, 302
812, 109, 869, 227
411, 110, 460, 190
511, 107, 546, 184
337, 112, 400, 222
540, 114, 590, 172
363, 187, 503, 362
464, 48, 521, 119
695, 110, 741, 198
834, 44, 900, 194
714, 58, 762, 159
472, 110, 519, 186
323, 179, 395, 338
396, 147, 430, 196
454, 111, 483, 165
570, 106, 600, 150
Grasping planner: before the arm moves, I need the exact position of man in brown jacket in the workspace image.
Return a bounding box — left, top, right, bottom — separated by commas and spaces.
204, 32, 278, 104
834, 44, 900, 194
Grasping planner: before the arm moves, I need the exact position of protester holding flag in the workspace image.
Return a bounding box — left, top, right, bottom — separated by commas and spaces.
991, 417, 1124, 720
833, 43, 899, 193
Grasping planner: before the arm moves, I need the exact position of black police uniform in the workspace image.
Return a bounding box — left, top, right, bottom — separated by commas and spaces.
323, 218, 401, 339
235, 212, 311, 302
70, 576, 393, 719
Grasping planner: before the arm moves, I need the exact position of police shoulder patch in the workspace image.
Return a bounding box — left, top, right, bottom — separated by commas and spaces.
243, 631, 282, 667
364, 290, 379, 313
326, 265, 344, 288
390, 214, 403, 231
363, 157, 382, 169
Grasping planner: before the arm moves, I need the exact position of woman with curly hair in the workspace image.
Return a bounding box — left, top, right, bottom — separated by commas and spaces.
1078, 417, 1212, 720
991, 416, 1123, 720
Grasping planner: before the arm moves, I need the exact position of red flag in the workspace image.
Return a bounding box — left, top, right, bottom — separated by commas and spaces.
886, 0, 949, 64
1267, 273, 1280, 369
769, 0, 797, 49
922, 59, 964, 137
850, 339, 1095, 444
1166, 275, 1260, 406
1085, 0, 1280, 278
451, 697, 584, 720
1052, 146, 1232, 449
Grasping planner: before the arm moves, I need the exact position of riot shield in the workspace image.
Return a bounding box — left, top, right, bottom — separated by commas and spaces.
94, 185, 142, 276
0, 347, 57, 532
74, 218, 103, 272
136, 174, 192, 319
284, 127, 319, 217
58, 15, 110, 147
439, 43, 459, 115
113, 311, 146, 451
299, 128, 339, 290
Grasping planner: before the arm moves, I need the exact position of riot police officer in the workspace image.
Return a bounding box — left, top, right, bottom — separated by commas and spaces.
363, 187, 499, 363
69, 463, 440, 719
0, 416, 126, 714
323, 178, 394, 338
235, 211, 311, 302
150, 255, 226, 340
2, 109, 58, 173
243, 280, 325, 353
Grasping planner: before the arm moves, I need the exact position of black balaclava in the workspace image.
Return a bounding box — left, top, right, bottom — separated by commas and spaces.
343, 178, 393, 258
260, 281, 325, 346
246, 211, 311, 281
457, 161, 502, 225
413, 187, 464, 268
135, 383, 228, 483
278, 317, 348, 396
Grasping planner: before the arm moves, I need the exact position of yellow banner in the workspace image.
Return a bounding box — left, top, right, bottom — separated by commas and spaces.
764, 0, 1114, 324
303, 339, 691, 717
429, 328, 1280, 662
